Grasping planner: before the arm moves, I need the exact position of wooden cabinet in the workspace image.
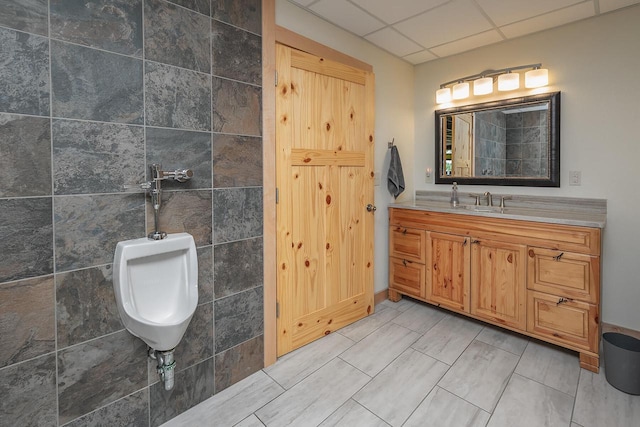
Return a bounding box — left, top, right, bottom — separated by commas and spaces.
389, 226, 425, 299
388, 207, 602, 372
426, 232, 470, 312
471, 239, 527, 330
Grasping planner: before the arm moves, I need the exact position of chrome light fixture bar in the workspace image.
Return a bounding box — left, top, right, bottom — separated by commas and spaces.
436, 63, 548, 104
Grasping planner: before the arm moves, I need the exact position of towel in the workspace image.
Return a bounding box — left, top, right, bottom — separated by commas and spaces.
387, 145, 405, 198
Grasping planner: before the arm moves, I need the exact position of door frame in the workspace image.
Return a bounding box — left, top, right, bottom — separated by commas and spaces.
262, 0, 373, 366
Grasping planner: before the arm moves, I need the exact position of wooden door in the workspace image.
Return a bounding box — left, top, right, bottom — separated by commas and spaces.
471, 239, 526, 330
452, 113, 473, 177
275, 44, 375, 356
426, 232, 470, 313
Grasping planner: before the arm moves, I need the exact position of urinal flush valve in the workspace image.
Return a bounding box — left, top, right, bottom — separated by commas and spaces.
150, 348, 177, 391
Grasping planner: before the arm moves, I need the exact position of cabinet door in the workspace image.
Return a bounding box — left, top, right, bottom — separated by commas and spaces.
527, 291, 598, 352
527, 247, 599, 303
389, 257, 425, 298
426, 232, 470, 312
471, 239, 526, 330
389, 226, 425, 263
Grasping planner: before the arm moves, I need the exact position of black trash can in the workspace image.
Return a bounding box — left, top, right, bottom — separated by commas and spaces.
603, 332, 640, 395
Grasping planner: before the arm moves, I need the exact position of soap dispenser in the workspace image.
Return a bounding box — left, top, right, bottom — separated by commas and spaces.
450, 182, 459, 207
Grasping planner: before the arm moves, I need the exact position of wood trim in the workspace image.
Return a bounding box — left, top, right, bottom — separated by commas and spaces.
290, 149, 365, 166
602, 322, 640, 341
275, 25, 373, 73
374, 289, 388, 306
262, 0, 277, 367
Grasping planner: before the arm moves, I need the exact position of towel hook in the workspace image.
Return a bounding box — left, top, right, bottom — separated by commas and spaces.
388, 138, 395, 149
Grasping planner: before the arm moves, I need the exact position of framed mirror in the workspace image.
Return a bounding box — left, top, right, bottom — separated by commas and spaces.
435, 91, 560, 187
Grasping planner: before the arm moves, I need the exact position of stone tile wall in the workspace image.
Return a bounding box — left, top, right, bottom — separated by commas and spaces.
474, 110, 506, 177
505, 111, 549, 177
0, 0, 263, 425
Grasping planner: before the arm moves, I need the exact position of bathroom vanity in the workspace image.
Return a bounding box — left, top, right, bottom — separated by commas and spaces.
388, 194, 606, 372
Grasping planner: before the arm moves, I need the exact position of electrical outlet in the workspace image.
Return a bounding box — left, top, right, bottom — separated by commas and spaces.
425, 167, 433, 183
569, 170, 581, 186
374, 171, 380, 186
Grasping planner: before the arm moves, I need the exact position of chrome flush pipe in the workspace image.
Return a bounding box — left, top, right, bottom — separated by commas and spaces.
150, 348, 176, 391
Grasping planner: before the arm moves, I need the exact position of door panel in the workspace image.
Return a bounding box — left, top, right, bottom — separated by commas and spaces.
471, 239, 526, 330
426, 232, 470, 312
276, 44, 375, 356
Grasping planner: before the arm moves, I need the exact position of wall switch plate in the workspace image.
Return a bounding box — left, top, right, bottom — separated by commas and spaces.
374, 171, 380, 186
569, 170, 582, 186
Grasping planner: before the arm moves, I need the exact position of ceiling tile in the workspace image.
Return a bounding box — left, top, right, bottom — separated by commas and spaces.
350, 0, 449, 24
394, 0, 494, 48
430, 30, 503, 57
365, 27, 423, 57
309, 0, 385, 36
476, 0, 585, 26
599, 0, 640, 13
403, 50, 438, 64
500, 2, 595, 39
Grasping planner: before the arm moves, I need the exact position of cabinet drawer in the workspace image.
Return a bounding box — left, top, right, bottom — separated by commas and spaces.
390, 226, 425, 263
389, 257, 425, 298
527, 291, 598, 352
527, 247, 598, 303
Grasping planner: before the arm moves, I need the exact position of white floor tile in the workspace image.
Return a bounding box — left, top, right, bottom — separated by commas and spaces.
412, 315, 483, 365
234, 414, 265, 427
475, 326, 529, 356
391, 303, 449, 334
339, 322, 419, 376
515, 341, 580, 396
255, 358, 370, 426
318, 399, 389, 427
487, 374, 574, 427
161, 371, 284, 427
572, 365, 640, 427
378, 297, 417, 312
264, 332, 354, 389
438, 340, 519, 412
403, 386, 490, 427
354, 348, 448, 426
337, 306, 401, 342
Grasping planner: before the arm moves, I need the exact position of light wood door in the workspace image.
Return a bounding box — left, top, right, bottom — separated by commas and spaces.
471, 239, 526, 330
426, 232, 470, 312
452, 113, 473, 177
275, 44, 375, 356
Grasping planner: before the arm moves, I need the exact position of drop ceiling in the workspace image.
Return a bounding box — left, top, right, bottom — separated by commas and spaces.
288, 0, 640, 64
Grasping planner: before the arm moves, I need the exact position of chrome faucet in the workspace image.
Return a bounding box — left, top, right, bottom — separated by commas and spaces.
484, 191, 493, 206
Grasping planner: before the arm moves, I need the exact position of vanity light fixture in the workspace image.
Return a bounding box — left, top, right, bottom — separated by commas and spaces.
436, 63, 548, 104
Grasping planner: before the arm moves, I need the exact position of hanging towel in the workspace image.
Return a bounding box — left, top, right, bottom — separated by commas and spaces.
387, 145, 405, 198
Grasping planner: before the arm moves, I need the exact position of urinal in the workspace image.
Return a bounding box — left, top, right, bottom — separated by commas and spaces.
113, 232, 198, 351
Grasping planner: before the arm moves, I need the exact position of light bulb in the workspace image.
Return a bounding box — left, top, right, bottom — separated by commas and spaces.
436, 88, 451, 104
525, 68, 548, 88
452, 82, 469, 100
498, 72, 519, 91
473, 77, 493, 95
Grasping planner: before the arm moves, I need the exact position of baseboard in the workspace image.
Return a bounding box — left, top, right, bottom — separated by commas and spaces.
374, 289, 388, 305
602, 322, 640, 340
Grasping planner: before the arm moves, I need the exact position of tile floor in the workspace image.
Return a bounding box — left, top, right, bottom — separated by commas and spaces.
161, 298, 640, 427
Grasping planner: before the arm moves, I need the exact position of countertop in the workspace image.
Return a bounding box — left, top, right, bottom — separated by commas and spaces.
389, 199, 607, 229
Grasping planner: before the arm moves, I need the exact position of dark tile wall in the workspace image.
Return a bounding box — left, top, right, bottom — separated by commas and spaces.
0, 1, 263, 426
474, 110, 506, 177
505, 111, 549, 177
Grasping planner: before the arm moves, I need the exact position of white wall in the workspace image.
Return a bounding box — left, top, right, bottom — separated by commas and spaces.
414, 6, 640, 330
276, 0, 415, 294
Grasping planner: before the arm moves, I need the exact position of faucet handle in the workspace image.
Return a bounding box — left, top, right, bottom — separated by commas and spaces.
499, 195, 513, 208
468, 193, 482, 206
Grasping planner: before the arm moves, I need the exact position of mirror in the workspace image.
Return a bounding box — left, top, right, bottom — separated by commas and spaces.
435, 92, 560, 187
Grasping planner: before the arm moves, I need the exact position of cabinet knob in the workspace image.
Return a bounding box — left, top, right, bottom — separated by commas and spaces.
553, 252, 564, 261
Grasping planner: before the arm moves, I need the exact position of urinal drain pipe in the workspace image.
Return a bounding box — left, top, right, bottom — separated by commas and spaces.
154, 349, 176, 391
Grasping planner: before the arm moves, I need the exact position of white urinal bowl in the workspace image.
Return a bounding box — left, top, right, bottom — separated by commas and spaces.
113, 233, 198, 351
